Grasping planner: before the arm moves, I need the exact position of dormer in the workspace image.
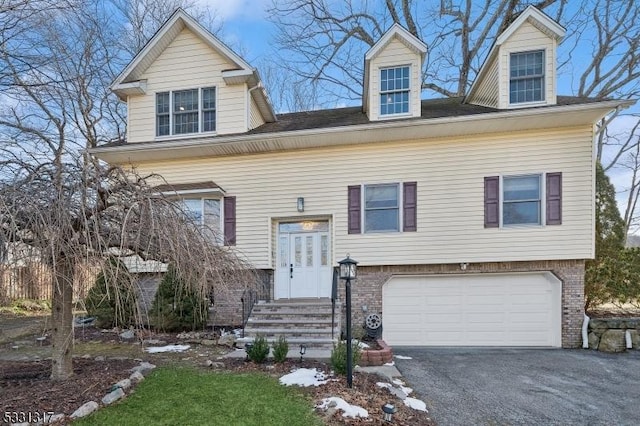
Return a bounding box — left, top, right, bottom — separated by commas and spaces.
466, 6, 566, 109
111, 9, 276, 143
363, 24, 427, 121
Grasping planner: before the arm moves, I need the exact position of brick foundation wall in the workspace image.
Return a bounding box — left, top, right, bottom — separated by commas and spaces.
210, 269, 273, 327
337, 260, 585, 348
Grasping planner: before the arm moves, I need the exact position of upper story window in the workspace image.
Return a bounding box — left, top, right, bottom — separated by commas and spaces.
380, 66, 410, 116
509, 51, 544, 104
364, 183, 399, 232
182, 197, 222, 243
503, 174, 541, 225
156, 87, 216, 137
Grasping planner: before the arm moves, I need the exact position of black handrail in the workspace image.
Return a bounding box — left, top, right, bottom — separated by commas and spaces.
241, 272, 272, 338
331, 267, 338, 339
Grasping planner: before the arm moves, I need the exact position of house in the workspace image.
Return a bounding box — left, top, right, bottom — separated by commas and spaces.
91, 7, 633, 348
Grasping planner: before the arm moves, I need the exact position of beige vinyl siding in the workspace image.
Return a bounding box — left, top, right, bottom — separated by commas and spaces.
131, 126, 594, 269
469, 55, 499, 108
249, 96, 265, 130
368, 38, 422, 121
498, 21, 556, 109
127, 28, 247, 143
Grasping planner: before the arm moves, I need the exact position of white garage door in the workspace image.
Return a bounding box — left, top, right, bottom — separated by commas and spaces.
382, 273, 561, 347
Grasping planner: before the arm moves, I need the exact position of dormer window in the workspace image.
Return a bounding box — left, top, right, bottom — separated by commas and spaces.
509, 51, 544, 104
380, 66, 410, 116
156, 87, 216, 137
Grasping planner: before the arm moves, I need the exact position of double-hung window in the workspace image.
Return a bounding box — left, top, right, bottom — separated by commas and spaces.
182, 198, 222, 243
509, 50, 544, 104
502, 175, 541, 225
364, 184, 400, 232
155, 87, 216, 137
380, 66, 410, 116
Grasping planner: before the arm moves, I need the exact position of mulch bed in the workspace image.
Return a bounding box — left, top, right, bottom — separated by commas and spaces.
1, 356, 434, 425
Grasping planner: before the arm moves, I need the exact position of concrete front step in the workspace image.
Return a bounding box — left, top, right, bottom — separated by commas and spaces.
243, 327, 334, 337
247, 318, 334, 325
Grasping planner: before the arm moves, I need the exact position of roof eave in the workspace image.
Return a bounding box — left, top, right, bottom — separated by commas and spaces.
91, 100, 632, 164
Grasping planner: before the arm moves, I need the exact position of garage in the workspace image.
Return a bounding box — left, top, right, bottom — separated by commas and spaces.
382, 273, 561, 347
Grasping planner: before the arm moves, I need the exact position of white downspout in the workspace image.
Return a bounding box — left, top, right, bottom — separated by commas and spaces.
247, 84, 262, 131
582, 313, 590, 349
625, 330, 633, 349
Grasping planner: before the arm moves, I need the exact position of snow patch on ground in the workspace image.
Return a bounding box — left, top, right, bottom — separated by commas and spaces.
394, 355, 413, 360
404, 397, 428, 412
317, 397, 369, 418
392, 379, 413, 395
279, 368, 329, 387
384, 361, 395, 366
145, 344, 190, 353
358, 341, 370, 349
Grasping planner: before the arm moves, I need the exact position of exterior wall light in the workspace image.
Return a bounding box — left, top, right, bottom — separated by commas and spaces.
338, 255, 358, 388
297, 197, 304, 212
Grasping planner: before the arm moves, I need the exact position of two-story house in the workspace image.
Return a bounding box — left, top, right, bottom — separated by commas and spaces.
92, 6, 633, 348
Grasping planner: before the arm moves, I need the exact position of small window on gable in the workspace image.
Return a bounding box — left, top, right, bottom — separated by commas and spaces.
380, 66, 410, 116
155, 87, 216, 137
503, 175, 541, 225
510, 50, 544, 104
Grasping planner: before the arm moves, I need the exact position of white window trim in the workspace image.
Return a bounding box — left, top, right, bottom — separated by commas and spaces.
181, 197, 224, 243
155, 87, 218, 139
507, 49, 547, 107
362, 183, 402, 233
378, 64, 412, 118
499, 173, 546, 228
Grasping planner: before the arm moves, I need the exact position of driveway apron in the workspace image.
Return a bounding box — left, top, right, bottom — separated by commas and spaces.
393, 348, 640, 426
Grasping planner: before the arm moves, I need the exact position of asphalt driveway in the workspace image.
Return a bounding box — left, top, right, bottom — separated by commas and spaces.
393, 348, 640, 426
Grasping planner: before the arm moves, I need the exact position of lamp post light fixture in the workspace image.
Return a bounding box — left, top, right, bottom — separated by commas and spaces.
338, 255, 358, 388
299, 344, 306, 362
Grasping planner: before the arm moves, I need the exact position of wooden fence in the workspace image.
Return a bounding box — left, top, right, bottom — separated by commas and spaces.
0, 262, 98, 305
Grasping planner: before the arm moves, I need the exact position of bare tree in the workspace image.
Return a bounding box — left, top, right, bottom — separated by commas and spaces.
266, 0, 565, 104
0, 0, 249, 381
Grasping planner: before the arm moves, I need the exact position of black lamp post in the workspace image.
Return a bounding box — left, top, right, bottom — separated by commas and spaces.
338, 255, 358, 388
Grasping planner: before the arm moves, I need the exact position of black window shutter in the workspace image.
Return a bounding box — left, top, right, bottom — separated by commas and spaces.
347, 185, 361, 234
484, 176, 499, 228
223, 196, 236, 245
403, 182, 417, 232
546, 172, 562, 225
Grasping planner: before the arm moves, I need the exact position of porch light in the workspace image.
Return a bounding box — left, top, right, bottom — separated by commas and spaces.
338, 255, 358, 280
297, 197, 304, 212
382, 403, 397, 422
299, 344, 306, 362
338, 255, 358, 388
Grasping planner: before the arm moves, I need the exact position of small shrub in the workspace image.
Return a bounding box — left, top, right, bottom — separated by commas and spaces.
85, 258, 137, 328
272, 335, 289, 363
330, 340, 361, 375
150, 265, 208, 332
247, 335, 270, 363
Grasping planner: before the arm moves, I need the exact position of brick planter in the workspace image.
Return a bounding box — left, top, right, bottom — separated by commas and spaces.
359, 339, 393, 366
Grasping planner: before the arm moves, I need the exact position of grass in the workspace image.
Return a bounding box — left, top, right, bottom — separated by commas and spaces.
76, 367, 324, 426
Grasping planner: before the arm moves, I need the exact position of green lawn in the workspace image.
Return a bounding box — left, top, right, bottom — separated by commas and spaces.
76, 367, 324, 426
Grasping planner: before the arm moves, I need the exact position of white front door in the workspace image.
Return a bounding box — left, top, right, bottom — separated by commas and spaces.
275, 222, 331, 299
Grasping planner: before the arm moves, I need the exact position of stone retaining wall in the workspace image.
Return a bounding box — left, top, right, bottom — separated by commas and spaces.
588, 318, 640, 352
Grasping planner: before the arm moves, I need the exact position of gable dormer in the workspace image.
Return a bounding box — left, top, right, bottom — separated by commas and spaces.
363, 24, 427, 121
466, 6, 565, 109
111, 9, 275, 143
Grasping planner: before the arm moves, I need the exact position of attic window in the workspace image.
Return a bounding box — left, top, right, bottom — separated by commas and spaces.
510, 51, 544, 104
155, 87, 216, 137
380, 66, 410, 115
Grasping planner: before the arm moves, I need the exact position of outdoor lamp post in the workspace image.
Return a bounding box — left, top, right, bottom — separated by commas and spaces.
338, 255, 358, 388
